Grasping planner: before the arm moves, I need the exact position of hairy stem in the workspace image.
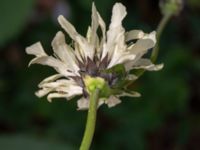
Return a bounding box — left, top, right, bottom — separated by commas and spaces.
79, 89, 99, 150
151, 14, 172, 63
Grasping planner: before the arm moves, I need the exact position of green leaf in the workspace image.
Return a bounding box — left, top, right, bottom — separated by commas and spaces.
105, 64, 126, 77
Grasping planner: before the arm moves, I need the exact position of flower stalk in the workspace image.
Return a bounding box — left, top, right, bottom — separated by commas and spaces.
79, 88, 100, 150
150, 13, 172, 63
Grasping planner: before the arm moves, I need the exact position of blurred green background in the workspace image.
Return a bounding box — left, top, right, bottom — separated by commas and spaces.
0, 0, 200, 150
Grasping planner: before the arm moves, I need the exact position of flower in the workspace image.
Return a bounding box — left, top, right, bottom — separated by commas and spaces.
26, 3, 163, 110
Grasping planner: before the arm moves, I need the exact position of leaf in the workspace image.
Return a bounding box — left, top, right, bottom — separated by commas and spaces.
105, 64, 126, 77
0, 135, 75, 150
0, 0, 34, 47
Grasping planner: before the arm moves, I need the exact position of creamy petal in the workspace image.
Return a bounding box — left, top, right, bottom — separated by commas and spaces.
47, 93, 69, 102
110, 3, 127, 28
38, 74, 63, 87
26, 42, 46, 57
29, 56, 75, 76
37, 78, 82, 102
124, 53, 145, 71
86, 26, 92, 42
58, 15, 94, 59
125, 30, 144, 42
52, 31, 79, 74
77, 97, 104, 110
108, 51, 136, 68
97, 12, 106, 52
133, 58, 164, 71
90, 3, 99, 46
126, 74, 138, 81
77, 98, 89, 110
102, 3, 127, 60
119, 91, 141, 97
105, 95, 121, 108
40, 79, 80, 89
129, 31, 156, 54
35, 88, 52, 98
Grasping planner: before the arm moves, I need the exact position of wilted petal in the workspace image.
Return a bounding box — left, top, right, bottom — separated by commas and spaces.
26, 42, 46, 57
126, 74, 138, 81
35, 88, 52, 98
107, 51, 136, 68
119, 91, 141, 97
37, 78, 82, 102
77, 98, 104, 110
124, 53, 145, 71
129, 31, 156, 54
38, 74, 63, 87
97, 12, 106, 44
87, 3, 106, 57
90, 3, 99, 46
105, 95, 121, 107
47, 93, 69, 102
125, 30, 144, 42
101, 3, 127, 60
56, 85, 83, 97
133, 58, 164, 71
58, 15, 94, 59
29, 56, 74, 76
41, 79, 80, 89
77, 98, 89, 110
52, 31, 79, 74
110, 3, 127, 28
86, 26, 92, 42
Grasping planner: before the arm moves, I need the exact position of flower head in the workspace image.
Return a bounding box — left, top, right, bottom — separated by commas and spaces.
26, 3, 163, 110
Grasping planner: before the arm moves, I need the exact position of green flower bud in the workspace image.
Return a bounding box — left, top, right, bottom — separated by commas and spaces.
160, 0, 183, 16
83, 75, 111, 98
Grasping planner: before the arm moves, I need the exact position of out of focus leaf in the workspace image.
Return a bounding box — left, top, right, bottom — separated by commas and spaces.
0, 0, 34, 47
0, 135, 75, 150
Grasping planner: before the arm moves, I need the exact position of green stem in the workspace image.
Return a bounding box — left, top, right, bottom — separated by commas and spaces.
150, 13, 172, 63
79, 89, 100, 150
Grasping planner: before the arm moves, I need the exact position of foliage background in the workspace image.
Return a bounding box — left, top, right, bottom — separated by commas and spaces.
0, 0, 200, 149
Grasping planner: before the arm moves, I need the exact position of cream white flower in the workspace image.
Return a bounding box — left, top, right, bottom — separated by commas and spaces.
26, 3, 163, 110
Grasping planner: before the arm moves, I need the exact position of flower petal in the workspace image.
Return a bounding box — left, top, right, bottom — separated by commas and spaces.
133, 58, 164, 71
126, 74, 138, 81
105, 95, 121, 107
77, 97, 104, 110
26, 42, 46, 57
38, 74, 63, 87
125, 30, 144, 42
35, 88, 52, 98
37, 78, 83, 102
94, 12, 106, 59
47, 93, 69, 102
107, 51, 136, 68
129, 31, 156, 54
90, 3, 99, 46
51, 31, 80, 74
58, 15, 94, 59
101, 3, 127, 60
77, 98, 89, 110
119, 91, 141, 97
29, 56, 74, 76
110, 3, 127, 29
